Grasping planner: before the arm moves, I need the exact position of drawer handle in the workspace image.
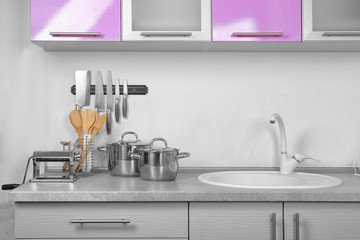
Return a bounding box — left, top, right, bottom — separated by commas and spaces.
294, 213, 300, 240
141, 32, 192, 37
50, 32, 102, 37
323, 31, 360, 37
70, 218, 131, 224
270, 213, 276, 240
232, 32, 284, 37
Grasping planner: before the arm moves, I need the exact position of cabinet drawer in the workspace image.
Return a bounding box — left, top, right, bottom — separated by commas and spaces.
190, 202, 283, 240
15, 202, 188, 239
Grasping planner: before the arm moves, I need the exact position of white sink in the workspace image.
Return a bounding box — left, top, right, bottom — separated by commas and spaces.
198, 171, 342, 189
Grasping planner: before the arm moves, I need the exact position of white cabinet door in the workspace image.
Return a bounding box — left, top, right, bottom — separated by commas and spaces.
303, 0, 360, 42
284, 202, 360, 240
122, 0, 211, 41
190, 202, 283, 240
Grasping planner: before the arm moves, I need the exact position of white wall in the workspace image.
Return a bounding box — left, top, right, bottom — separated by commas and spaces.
2, 0, 360, 239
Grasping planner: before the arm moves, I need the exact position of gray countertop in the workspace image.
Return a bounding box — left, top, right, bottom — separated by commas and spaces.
8, 171, 360, 202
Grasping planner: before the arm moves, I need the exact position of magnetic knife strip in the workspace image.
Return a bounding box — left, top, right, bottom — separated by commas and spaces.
71, 85, 148, 95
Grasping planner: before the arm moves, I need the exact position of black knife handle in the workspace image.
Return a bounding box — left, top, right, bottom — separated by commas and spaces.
2, 184, 20, 190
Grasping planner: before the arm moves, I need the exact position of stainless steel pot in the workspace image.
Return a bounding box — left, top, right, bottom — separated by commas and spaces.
97, 131, 150, 177
132, 138, 190, 181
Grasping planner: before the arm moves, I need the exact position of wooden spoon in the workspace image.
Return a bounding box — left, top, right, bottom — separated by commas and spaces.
76, 113, 107, 172
81, 109, 96, 136
69, 110, 83, 147
74, 109, 96, 173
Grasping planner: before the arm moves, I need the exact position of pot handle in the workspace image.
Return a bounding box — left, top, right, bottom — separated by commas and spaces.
121, 131, 139, 143
150, 138, 168, 149
97, 146, 108, 152
178, 152, 191, 159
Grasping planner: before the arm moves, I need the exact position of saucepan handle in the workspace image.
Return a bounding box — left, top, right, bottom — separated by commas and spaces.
177, 152, 191, 159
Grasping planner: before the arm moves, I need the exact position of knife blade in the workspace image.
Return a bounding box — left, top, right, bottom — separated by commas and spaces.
106, 71, 114, 134
114, 78, 121, 123
75, 70, 91, 110
122, 79, 128, 118
95, 71, 105, 113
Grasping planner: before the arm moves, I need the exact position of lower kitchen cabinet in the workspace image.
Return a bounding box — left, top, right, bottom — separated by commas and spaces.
15, 202, 188, 239
190, 202, 283, 240
14, 201, 360, 240
284, 202, 360, 240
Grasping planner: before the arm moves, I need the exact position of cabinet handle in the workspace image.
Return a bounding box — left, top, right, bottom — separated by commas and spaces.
323, 31, 360, 37
50, 32, 102, 37
294, 213, 300, 240
141, 32, 192, 37
232, 32, 284, 37
270, 213, 276, 240
70, 218, 131, 224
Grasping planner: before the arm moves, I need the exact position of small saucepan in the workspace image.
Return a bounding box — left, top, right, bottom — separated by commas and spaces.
131, 138, 190, 181
97, 131, 150, 177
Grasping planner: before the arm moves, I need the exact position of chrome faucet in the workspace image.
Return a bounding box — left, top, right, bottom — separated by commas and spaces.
269, 113, 320, 174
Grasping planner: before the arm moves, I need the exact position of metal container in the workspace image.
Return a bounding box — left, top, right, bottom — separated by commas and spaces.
97, 131, 149, 177
132, 138, 190, 181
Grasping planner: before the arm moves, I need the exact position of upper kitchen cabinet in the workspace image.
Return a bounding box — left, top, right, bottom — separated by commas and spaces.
212, 0, 302, 42
303, 0, 360, 42
31, 0, 121, 41
121, 0, 211, 41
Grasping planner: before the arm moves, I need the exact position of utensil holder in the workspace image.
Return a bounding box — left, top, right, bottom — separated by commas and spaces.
79, 135, 95, 176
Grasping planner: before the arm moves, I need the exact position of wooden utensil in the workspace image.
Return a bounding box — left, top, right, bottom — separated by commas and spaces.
78, 109, 97, 172
81, 109, 97, 135
69, 110, 83, 147
76, 113, 107, 172
93, 111, 99, 132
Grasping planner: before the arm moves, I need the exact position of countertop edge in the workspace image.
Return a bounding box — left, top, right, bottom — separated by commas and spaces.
9, 171, 360, 202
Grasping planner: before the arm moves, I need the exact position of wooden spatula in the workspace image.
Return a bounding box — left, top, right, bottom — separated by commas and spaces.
76, 113, 107, 172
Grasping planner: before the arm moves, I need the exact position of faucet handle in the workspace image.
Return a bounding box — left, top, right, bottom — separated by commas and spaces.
292, 152, 321, 164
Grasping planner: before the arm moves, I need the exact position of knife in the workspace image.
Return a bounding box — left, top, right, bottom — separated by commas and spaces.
122, 78, 128, 118
75, 70, 91, 110
95, 71, 106, 113
65, 70, 90, 172
115, 78, 121, 123
106, 71, 114, 134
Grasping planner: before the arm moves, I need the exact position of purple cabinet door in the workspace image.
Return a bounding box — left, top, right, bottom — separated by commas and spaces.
212, 0, 301, 42
31, 0, 121, 41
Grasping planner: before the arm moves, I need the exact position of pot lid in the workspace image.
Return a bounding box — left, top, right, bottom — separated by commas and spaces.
129, 141, 150, 147
141, 138, 179, 153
